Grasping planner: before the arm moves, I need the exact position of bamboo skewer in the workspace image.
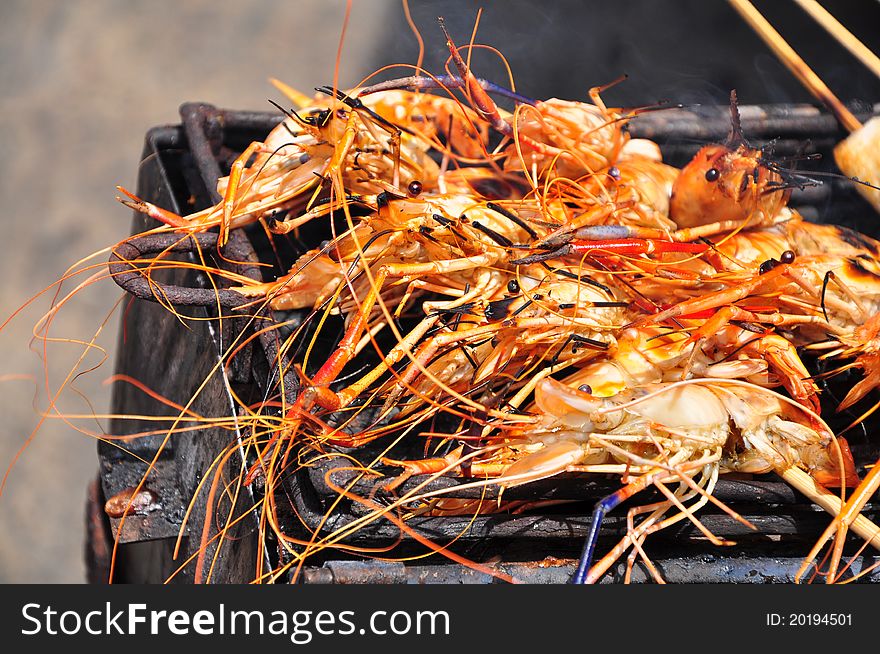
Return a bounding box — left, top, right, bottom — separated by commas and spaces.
793, 0, 880, 81
728, 0, 880, 214
729, 0, 880, 578
727, 0, 862, 133
791, 463, 880, 582
781, 467, 880, 554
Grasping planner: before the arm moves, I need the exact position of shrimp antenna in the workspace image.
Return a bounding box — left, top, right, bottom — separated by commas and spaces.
763, 161, 880, 194
820, 270, 833, 323
621, 100, 685, 116
314, 85, 413, 135
267, 98, 311, 129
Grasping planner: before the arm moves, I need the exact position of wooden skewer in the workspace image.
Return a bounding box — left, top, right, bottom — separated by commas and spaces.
730, 1, 880, 218
793, 0, 880, 82
782, 467, 880, 553
727, 0, 862, 133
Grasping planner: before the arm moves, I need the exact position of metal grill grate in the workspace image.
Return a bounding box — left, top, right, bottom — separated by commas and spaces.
95, 101, 880, 583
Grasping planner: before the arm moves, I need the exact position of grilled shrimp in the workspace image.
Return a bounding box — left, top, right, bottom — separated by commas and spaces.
502, 378, 863, 582
118, 86, 447, 242
669, 91, 791, 230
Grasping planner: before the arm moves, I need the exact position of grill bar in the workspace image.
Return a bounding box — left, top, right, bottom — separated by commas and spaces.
301, 555, 880, 584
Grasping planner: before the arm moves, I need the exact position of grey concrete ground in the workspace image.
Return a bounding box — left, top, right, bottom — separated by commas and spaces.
2, 0, 878, 583
0, 0, 394, 583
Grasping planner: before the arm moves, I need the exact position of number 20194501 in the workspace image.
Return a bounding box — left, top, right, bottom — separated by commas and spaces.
766, 614, 852, 627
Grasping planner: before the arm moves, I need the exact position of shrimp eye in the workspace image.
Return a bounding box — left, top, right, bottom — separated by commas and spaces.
705, 168, 720, 182
780, 250, 795, 264
407, 180, 423, 197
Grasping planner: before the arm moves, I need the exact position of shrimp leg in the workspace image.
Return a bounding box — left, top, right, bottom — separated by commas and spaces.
436, 19, 555, 156
642, 263, 794, 326
685, 307, 823, 416
220, 141, 269, 245
571, 473, 659, 584
301, 252, 498, 412
438, 18, 512, 138
510, 238, 708, 265
574, 219, 782, 243
116, 186, 195, 228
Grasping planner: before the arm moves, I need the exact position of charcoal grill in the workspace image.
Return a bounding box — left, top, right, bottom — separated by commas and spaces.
90, 99, 880, 583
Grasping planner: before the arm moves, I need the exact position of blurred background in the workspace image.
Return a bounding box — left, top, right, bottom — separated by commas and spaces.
1, 0, 878, 582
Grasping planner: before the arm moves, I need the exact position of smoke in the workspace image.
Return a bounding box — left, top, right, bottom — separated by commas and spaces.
367, 0, 880, 111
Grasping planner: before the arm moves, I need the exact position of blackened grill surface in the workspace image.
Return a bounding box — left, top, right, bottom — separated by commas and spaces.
101, 101, 880, 583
